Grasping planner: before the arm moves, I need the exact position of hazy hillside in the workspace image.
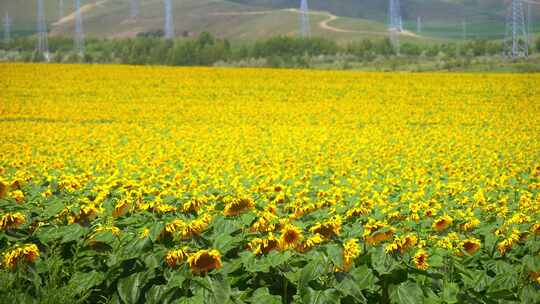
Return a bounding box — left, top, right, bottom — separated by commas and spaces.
0, 0, 538, 42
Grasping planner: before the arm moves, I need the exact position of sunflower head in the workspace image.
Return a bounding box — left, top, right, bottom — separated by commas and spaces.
432, 215, 453, 232
342, 239, 361, 272
2, 244, 39, 270
413, 250, 429, 270
223, 197, 255, 216
309, 216, 342, 239
460, 238, 481, 255
279, 224, 302, 249
165, 247, 191, 268
296, 234, 324, 253
0, 212, 26, 230
187, 249, 222, 275
0, 180, 9, 199
531, 223, 540, 236
249, 234, 280, 255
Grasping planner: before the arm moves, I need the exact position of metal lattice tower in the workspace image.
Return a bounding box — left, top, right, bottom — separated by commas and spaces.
300, 0, 310, 38
503, 0, 528, 58
388, 0, 402, 50
130, 0, 140, 19
74, 0, 85, 56
527, 2, 532, 45
388, 0, 403, 32
3, 12, 10, 44
58, 0, 64, 19
36, 0, 50, 61
417, 16, 422, 33
164, 0, 174, 39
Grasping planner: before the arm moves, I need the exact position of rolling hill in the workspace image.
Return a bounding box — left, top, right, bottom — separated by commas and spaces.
0, 0, 538, 43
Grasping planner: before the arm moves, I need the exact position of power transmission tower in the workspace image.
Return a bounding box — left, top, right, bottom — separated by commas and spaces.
74, 0, 85, 56
164, 0, 174, 38
3, 12, 10, 44
417, 16, 422, 33
58, 0, 64, 19
130, 0, 140, 19
388, 0, 402, 51
300, 0, 310, 38
36, 0, 50, 61
527, 2, 532, 46
503, 0, 528, 58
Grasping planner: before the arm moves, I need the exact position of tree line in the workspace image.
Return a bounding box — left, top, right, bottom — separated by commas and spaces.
1, 32, 538, 68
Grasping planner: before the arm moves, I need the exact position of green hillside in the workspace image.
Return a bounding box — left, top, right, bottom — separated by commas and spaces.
0, 0, 538, 42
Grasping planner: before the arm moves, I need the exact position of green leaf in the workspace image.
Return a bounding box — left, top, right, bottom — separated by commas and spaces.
349, 265, 378, 291
441, 282, 459, 304
487, 272, 517, 293
389, 281, 424, 304
117, 272, 147, 304
68, 271, 105, 295
145, 285, 174, 304
520, 285, 540, 303
298, 259, 326, 291
305, 288, 341, 304
250, 288, 281, 304
43, 200, 65, 218
336, 275, 367, 303
208, 275, 232, 303
326, 244, 343, 269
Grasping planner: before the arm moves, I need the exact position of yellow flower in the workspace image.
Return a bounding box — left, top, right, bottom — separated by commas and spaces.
385, 234, 418, 254
309, 216, 342, 239
112, 199, 130, 218
531, 222, 540, 236
433, 215, 453, 232
413, 250, 429, 270
223, 197, 255, 216
2, 244, 40, 270
296, 234, 324, 253
0, 212, 26, 230
165, 247, 191, 268
187, 249, 222, 275
10, 190, 25, 203
249, 233, 280, 255
343, 239, 361, 272
459, 238, 481, 255
140, 227, 150, 239
0, 180, 9, 198
279, 224, 302, 249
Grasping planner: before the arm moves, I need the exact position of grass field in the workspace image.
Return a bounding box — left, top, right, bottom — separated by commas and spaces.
1, 63, 540, 303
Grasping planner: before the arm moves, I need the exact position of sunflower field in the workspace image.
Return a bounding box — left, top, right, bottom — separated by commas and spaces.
1, 63, 540, 303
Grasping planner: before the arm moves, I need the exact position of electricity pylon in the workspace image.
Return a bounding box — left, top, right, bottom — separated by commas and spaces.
75, 0, 85, 56
3, 12, 10, 44
36, 0, 50, 61
388, 0, 402, 51
300, 0, 310, 38
164, 0, 174, 38
503, 0, 528, 58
